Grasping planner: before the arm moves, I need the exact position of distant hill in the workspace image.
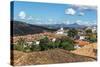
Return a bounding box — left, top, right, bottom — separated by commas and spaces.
11, 20, 88, 36
11, 21, 56, 36
39, 23, 86, 29
66, 23, 86, 29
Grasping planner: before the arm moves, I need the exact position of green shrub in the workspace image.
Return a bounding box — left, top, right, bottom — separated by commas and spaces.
60, 41, 74, 50
47, 41, 58, 49
47, 41, 54, 49
59, 36, 75, 51
39, 36, 49, 51
54, 40, 61, 48
13, 36, 75, 52
86, 37, 97, 43
14, 38, 30, 52
30, 41, 41, 51
68, 29, 78, 38
85, 29, 92, 34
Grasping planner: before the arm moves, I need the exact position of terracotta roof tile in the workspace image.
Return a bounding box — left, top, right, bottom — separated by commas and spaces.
75, 40, 89, 46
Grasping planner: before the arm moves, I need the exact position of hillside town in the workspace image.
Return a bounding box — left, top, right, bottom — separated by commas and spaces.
11, 1, 97, 66
12, 26, 97, 65
13, 25, 97, 49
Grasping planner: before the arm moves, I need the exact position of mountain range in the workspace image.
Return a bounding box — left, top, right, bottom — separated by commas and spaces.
11, 20, 89, 36
39, 23, 87, 29
11, 21, 56, 36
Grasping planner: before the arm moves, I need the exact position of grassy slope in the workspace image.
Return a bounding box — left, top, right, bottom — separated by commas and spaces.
71, 43, 97, 59
11, 48, 96, 66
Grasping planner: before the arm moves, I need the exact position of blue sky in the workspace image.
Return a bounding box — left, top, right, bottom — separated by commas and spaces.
11, 1, 97, 25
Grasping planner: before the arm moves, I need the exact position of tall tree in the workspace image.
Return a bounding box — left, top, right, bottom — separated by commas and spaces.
85, 29, 92, 34
68, 29, 78, 38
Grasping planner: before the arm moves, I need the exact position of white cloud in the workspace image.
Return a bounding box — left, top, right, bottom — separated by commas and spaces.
76, 20, 82, 24
79, 12, 84, 16
82, 21, 92, 26
48, 19, 53, 22
71, 5, 97, 11
76, 20, 90, 25
85, 21, 91, 26
76, 20, 81, 22
27, 16, 33, 20
18, 11, 26, 19
36, 21, 42, 24
65, 8, 76, 15
75, 20, 96, 26
36, 18, 41, 21
80, 6, 97, 10
48, 18, 53, 24
47, 19, 57, 24
63, 20, 70, 24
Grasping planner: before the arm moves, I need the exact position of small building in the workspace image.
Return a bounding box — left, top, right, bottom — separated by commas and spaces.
75, 40, 89, 47
92, 27, 97, 33
56, 27, 64, 34
86, 26, 97, 33
74, 35, 85, 40
74, 35, 80, 40
74, 44, 81, 49
27, 41, 40, 46
78, 30, 85, 35
52, 38, 56, 42
35, 41, 40, 45
79, 36, 85, 40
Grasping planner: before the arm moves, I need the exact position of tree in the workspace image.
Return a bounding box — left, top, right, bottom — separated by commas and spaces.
14, 38, 29, 52
68, 29, 78, 38
85, 29, 92, 35
59, 36, 75, 51
14, 36, 75, 52
85, 29, 97, 43
86, 35, 97, 43
30, 41, 41, 51
39, 36, 49, 51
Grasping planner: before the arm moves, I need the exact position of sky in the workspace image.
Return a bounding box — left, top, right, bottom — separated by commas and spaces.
11, 1, 97, 25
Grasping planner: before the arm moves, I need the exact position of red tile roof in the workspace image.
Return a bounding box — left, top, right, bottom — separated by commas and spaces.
75, 40, 89, 46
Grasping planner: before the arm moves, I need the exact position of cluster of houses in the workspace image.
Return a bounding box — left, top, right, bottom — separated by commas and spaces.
86, 26, 97, 33
16, 26, 97, 49
55, 26, 97, 49
56, 27, 65, 34
56, 27, 86, 40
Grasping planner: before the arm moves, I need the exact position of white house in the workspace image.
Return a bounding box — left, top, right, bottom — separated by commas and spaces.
92, 27, 97, 33
52, 38, 56, 42
35, 41, 40, 45
74, 44, 81, 49
86, 26, 97, 33
27, 41, 40, 46
79, 36, 85, 40
56, 27, 64, 34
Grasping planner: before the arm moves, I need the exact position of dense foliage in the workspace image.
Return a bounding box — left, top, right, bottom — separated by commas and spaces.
13, 36, 75, 52
67, 29, 78, 38
85, 33, 97, 43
